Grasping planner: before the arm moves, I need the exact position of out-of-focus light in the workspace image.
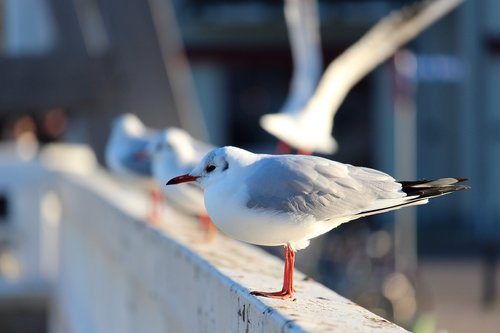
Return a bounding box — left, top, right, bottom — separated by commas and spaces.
394, 292, 417, 324
395, 50, 417, 79
40, 190, 61, 280
366, 230, 392, 259
40, 144, 97, 174
412, 313, 438, 333
383, 272, 412, 301
15, 132, 39, 161
0, 250, 22, 281
42, 108, 66, 139
13, 115, 36, 139
383, 272, 417, 323
41, 191, 62, 227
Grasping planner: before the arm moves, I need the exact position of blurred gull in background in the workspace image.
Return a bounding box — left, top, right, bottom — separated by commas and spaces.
262, 0, 323, 155
261, 0, 464, 155
105, 114, 157, 178
148, 127, 216, 237
166, 146, 470, 299
105, 113, 161, 222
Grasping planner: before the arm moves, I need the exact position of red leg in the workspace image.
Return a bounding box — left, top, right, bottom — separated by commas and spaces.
199, 214, 216, 241
275, 141, 292, 155
251, 244, 296, 299
147, 188, 163, 224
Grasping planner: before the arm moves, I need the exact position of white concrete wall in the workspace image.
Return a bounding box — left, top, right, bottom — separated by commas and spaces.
0, 144, 50, 299
49, 160, 409, 332
0, 142, 98, 301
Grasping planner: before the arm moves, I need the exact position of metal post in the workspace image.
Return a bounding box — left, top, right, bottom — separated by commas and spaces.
393, 50, 418, 274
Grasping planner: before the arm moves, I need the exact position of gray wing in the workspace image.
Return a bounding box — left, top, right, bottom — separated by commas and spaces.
245, 155, 405, 221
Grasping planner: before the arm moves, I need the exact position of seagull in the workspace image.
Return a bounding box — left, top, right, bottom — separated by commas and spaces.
148, 127, 216, 237
106, 113, 156, 178
166, 146, 470, 299
105, 113, 161, 221
261, 0, 464, 154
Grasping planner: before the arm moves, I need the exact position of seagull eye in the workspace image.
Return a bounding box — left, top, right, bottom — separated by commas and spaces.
205, 164, 216, 173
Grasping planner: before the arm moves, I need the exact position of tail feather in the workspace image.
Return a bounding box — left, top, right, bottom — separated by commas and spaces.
400, 177, 470, 198
355, 177, 470, 219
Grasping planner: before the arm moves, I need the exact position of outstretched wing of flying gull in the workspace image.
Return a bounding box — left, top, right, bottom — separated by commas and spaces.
279, 0, 323, 117
261, 0, 464, 154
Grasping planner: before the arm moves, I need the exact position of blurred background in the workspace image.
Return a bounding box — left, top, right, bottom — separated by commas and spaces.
0, 0, 499, 332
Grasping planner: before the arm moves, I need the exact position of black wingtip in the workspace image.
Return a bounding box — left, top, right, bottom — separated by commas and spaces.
400, 177, 471, 198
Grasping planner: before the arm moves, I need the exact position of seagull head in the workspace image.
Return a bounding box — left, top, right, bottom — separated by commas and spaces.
112, 113, 145, 137
166, 146, 255, 189
146, 128, 197, 162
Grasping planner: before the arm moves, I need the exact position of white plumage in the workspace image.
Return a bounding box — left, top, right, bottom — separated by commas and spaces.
261, 0, 463, 154
105, 113, 156, 178
149, 127, 213, 216
166, 146, 469, 299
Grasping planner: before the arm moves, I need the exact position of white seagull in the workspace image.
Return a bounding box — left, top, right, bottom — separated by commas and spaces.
166, 146, 469, 299
106, 113, 156, 178
105, 113, 161, 221
148, 127, 216, 236
260, 0, 464, 154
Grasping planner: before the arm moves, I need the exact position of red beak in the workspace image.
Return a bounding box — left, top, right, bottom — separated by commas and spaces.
166, 174, 199, 185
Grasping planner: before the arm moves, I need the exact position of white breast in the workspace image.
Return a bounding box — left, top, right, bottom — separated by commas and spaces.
204, 180, 348, 250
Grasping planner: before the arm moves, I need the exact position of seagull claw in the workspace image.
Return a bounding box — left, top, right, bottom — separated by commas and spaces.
250, 289, 295, 300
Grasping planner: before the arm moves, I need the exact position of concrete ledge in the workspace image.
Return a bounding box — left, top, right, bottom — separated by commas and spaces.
52, 168, 408, 333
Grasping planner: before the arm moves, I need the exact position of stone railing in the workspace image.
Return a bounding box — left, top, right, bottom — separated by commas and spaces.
3, 143, 409, 332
